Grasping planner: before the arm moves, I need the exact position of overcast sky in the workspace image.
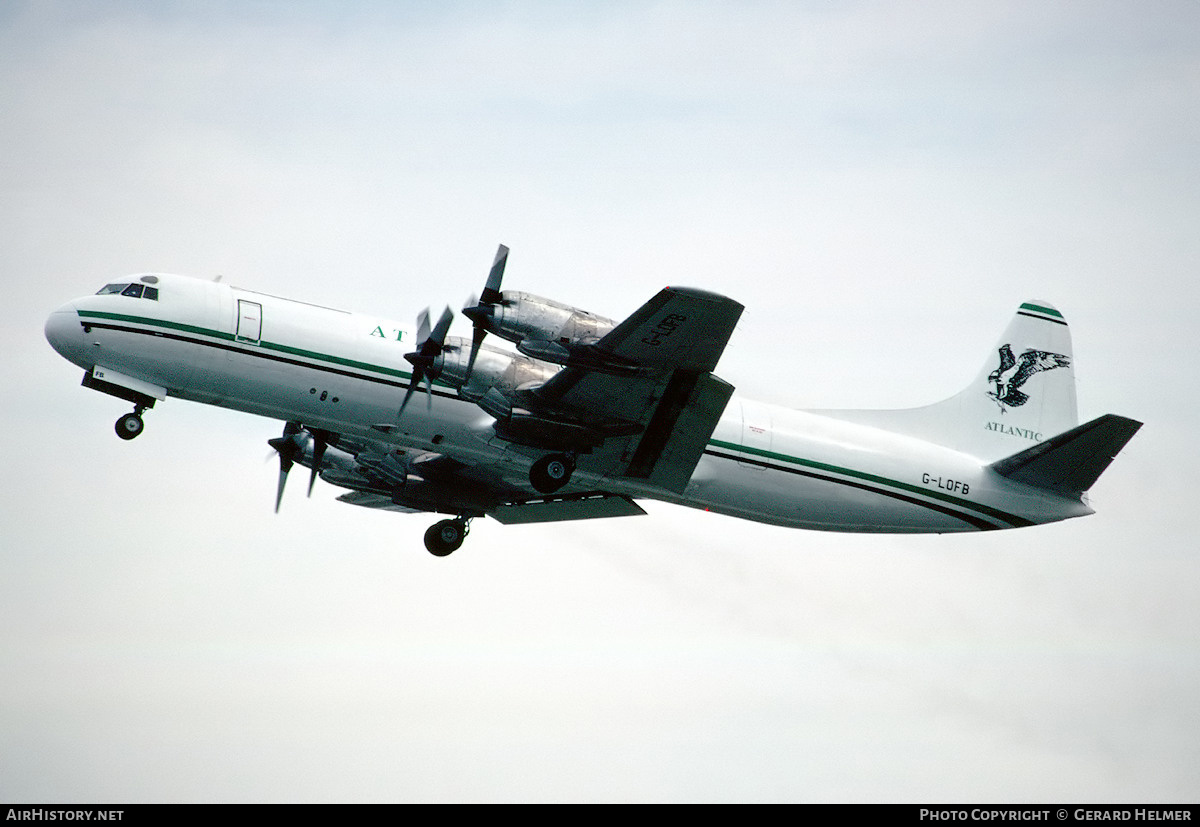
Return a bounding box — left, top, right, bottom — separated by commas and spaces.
3, 0, 1198, 803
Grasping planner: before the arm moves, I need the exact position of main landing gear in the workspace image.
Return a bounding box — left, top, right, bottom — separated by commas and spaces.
422, 451, 577, 556
424, 518, 471, 557
529, 452, 575, 494
115, 406, 146, 441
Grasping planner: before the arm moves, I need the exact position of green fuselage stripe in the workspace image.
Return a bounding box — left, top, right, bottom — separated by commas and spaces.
708, 438, 1032, 527
77, 309, 435, 385
80, 310, 235, 341
259, 340, 408, 378
79, 309, 1032, 528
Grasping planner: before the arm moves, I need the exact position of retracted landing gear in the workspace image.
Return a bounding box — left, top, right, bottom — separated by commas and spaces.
529, 452, 575, 494
424, 518, 471, 557
115, 406, 146, 441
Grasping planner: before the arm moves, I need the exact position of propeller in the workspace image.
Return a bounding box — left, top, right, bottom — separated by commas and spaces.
460, 244, 509, 378
267, 421, 306, 513
399, 305, 454, 415
267, 424, 337, 510
306, 429, 332, 497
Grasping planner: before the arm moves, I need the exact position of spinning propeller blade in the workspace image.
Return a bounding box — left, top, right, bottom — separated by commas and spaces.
268, 424, 337, 508
267, 421, 304, 513
400, 306, 454, 415
307, 430, 330, 497
461, 244, 509, 379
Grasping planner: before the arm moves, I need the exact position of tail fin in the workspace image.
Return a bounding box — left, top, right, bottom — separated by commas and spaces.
815, 301, 1081, 461
989, 414, 1143, 495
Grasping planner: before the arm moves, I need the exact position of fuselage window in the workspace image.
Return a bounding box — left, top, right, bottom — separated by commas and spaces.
121, 284, 145, 298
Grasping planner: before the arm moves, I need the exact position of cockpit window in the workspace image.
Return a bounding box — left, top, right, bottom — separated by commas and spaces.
95, 282, 159, 301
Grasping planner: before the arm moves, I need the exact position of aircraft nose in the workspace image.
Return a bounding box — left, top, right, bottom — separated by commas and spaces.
45, 303, 86, 367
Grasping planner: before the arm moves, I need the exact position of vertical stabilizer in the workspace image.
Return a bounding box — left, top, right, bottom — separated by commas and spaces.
814, 301, 1079, 461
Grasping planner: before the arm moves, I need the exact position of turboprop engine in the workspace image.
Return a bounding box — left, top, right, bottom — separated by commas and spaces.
397, 307, 559, 419
463, 290, 614, 349
458, 245, 637, 376
330, 442, 498, 516
395, 245, 647, 453
398, 309, 637, 453
433, 335, 559, 403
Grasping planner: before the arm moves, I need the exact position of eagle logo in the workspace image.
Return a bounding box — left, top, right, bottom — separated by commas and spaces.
987, 345, 1070, 412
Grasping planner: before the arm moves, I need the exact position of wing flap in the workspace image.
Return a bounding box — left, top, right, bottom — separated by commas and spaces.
488, 493, 646, 525
624, 372, 735, 491
523, 286, 742, 489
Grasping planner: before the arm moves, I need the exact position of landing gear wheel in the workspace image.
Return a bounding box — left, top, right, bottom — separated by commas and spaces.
115, 412, 144, 441
530, 453, 575, 494
424, 519, 467, 557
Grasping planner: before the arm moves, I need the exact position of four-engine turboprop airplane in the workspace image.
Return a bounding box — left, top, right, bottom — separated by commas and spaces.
44, 245, 1142, 555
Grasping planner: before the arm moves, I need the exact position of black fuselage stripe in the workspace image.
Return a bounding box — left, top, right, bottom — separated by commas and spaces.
81, 320, 460, 400
704, 448, 1000, 531
1017, 311, 1068, 327
88, 320, 1003, 530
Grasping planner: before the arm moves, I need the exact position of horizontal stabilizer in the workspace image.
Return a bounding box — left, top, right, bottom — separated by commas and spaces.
989, 414, 1142, 494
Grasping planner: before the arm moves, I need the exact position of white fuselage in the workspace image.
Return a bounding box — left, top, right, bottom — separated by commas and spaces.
44, 273, 1091, 534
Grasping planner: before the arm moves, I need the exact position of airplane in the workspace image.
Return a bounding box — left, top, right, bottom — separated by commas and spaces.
44, 245, 1142, 556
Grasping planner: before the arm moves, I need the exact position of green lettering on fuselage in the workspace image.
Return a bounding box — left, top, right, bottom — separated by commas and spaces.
369, 326, 405, 342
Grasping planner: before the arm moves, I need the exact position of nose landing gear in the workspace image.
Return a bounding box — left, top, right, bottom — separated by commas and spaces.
115, 406, 146, 440
424, 517, 471, 556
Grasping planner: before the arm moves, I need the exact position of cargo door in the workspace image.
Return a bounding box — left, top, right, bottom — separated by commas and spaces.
236, 300, 262, 344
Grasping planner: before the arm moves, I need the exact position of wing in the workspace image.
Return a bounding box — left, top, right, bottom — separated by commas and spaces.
525, 286, 743, 492
588, 285, 745, 372
277, 283, 743, 524
302, 431, 648, 525
338, 487, 646, 524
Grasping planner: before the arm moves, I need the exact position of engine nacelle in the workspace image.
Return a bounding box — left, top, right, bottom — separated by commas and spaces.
322, 443, 494, 516
433, 336, 559, 403
472, 291, 614, 347
311, 442, 396, 492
